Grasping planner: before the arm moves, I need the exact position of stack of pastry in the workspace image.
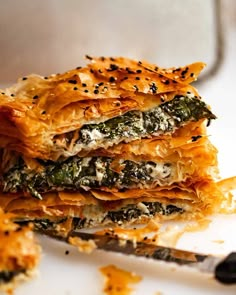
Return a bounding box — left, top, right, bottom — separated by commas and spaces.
0, 56, 222, 231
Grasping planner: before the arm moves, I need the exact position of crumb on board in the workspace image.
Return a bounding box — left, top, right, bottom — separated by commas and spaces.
100, 264, 142, 295
68, 236, 97, 254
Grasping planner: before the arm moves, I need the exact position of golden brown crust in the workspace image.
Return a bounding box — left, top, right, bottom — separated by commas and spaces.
0, 57, 205, 160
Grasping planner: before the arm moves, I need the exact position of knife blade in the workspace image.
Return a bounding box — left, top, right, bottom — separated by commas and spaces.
41, 230, 236, 285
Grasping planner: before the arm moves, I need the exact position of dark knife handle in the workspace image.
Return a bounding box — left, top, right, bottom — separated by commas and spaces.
215, 252, 236, 284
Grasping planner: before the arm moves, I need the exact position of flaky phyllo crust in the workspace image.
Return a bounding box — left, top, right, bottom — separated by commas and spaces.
0, 56, 226, 229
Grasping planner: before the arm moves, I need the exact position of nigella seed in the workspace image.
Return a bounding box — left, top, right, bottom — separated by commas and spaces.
109, 76, 116, 83
191, 135, 202, 142
107, 64, 119, 71
85, 54, 93, 60
149, 82, 157, 94
68, 79, 77, 84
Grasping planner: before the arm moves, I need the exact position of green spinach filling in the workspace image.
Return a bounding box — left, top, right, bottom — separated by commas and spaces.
3, 157, 173, 199
16, 201, 184, 230
72, 95, 215, 148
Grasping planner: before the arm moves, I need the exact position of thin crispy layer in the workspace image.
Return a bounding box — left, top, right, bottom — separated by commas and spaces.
0, 57, 205, 160
0, 179, 223, 222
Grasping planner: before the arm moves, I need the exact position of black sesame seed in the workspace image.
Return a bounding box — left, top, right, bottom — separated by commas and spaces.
42, 110, 46, 114
133, 85, 139, 91
98, 82, 104, 86
191, 135, 202, 142
33, 95, 39, 99
82, 83, 87, 87
98, 69, 103, 73
190, 73, 194, 77
126, 67, 135, 74
68, 79, 77, 84
76, 66, 82, 70
90, 69, 94, 73
85, 54, 92, 60
173, 80, 178, 83
94, 89, 99, 94
109, 76, 116, 83
73, 87, 78, 90
11, 94, 15, 97
44, 76, 48, 79
4, 230, 9, 236
163, 80, 170, 85
107, 64, 119, 71
110, 57, 116, 61
154, 66, 158, 71
135, 77, 140, 80
100, 56, 105, 61
65, 250, 70, 255
138, 61, 142, 65
136, 69, 142, 73
122, 77, 128, 81
22, 77, 27, 81
84, 89, 89, 93
1, 92, 5, 95
149, 82, 157, 94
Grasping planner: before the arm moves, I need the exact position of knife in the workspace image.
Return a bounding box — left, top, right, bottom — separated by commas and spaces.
42, 230, 236, 285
